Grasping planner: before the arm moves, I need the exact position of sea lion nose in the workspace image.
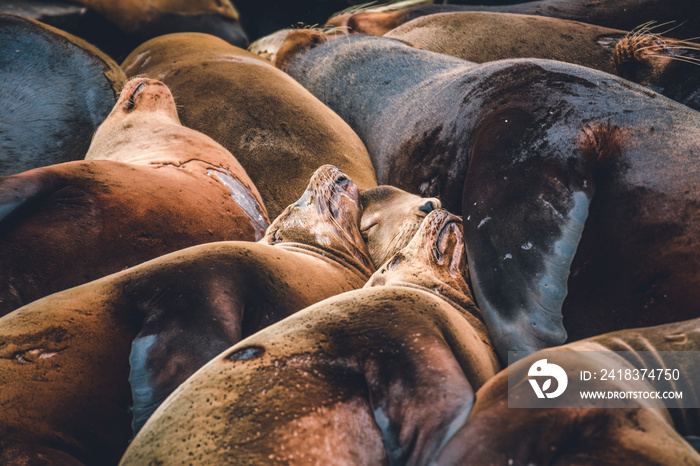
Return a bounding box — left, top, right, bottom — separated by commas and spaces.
419, 200, 439, 214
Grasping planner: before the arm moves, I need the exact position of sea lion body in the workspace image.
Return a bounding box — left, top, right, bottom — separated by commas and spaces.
0, 78, 268, 315
0, 14, 125, 176
0, 165, 373, 465
120, 209, 500, 465
385, 12, 626, 75
1, 0, 247, 61
121, 33, 377, 218
386, 12, 700, 110
327, 1, 700, 38
280, 33, 700, 359
436, 318, 700, 465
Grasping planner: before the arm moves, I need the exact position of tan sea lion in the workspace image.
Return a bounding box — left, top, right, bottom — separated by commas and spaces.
360, 185, 441, 268
0, 165, 373, 465
119, 209, 500, 465
435, 318, 700, 465
277, 31, 700, 361
121, 32, 377, 218
0, 77, 268, 316
0, 14, 125, 176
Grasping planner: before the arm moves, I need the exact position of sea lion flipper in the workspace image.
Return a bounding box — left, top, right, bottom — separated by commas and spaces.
462, 110, 598, 361
129, 334, 160, 434
364, 340, 475, 464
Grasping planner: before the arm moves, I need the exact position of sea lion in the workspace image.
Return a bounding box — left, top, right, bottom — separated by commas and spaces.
119, 209, 500, 466
0, 77, 268, 316
0, 165, 373, 465
385, 12, 626, 75
121, 32, 377, 218
614, 28, 700, 111
0, 0, 247, 62
277, 32, 700, 360
360, 185, 441, 268
0, 14, 125, 176
385, 12, 700, 110
435, 318, 700, 465
326, 0, 700, 39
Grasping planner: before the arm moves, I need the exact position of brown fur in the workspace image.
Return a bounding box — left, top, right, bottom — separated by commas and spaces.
122, 33, 377, 218
579, 122, 624, 166
385, 12, 626, 75
436, 319, 700, 464
274, 29, 329, 72
0, 166, 373, 465
0, 78, 267, 315
120, 210, 499, 465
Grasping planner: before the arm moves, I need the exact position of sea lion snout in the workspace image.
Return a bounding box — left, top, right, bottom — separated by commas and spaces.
117, 78, 176, 116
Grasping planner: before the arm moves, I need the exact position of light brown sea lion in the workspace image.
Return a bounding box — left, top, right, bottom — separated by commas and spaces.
0, 165, 373, 465
435, 318, 700, 465
277, 31, 700, 362
360, 185, 441, 268
0, 77, 268, 316
119, 209, 500, 466
121, 32, 377, 218
0, 14, 125, 176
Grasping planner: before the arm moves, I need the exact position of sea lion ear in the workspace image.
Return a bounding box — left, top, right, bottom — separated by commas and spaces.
273, 29, 329, 72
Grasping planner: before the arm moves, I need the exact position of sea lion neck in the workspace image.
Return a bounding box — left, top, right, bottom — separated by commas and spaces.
273, 242, 374, 279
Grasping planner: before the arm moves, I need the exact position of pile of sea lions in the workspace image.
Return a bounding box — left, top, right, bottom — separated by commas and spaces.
1, 0, 699, 464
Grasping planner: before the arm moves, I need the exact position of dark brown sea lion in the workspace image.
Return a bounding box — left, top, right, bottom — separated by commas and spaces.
119, 209, 500, 466
360, 185, 441, 268
277, 31, 700, 361
0, 14, 125, 176
0, 77, 268, 316
435, 318, 700, 465
121, 32, 377, 218
0, 165, 373, 465
614, 28, 700, 111
0, 0, 247, 61
326, 0, 700, 39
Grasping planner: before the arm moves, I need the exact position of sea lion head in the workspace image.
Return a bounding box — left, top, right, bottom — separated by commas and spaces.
263, 165, 373, 272
613, 29, 700, 93
367, 209, 476, 312
85, 78, 180, 158
273, 29, 330, 72
360, 186, 440, 267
